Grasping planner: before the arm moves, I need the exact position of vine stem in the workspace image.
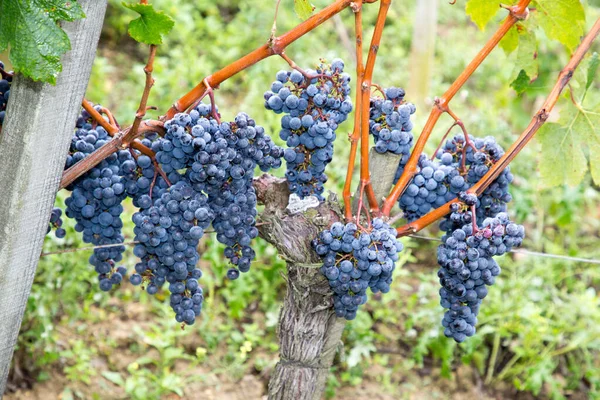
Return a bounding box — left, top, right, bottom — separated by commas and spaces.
381, 0, 531, 216
358, 0, 392, 216
59, 117, 163, 189
81, 99, 156, 156
342, 0, 364, 221
165, 0, 375, 119
123, 44, 157, 146
396, 17, 600, 237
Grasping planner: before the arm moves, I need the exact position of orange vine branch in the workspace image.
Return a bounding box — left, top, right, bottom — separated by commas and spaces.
124, 44, 157, 146
381, 0, 532, 216
358, 0, 392, 216
82, 99, 118, 135
60, 118, 163, 190
165, 0, 368, 120
396, 17, 600, 237
342, 0, 364, 221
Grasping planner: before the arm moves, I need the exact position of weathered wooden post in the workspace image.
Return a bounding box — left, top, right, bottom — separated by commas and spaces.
0, 1, 108, 395
408, 0, 439, 109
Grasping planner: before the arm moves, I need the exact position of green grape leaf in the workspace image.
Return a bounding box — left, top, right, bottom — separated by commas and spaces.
533, 0, 585, 52
0, 0, 85, 84
294, 0, 315, 20
509, 29, 537, 93
537, 99, 600, 188
465, 0, 500, 30
38, 0, 85, 21
514, 30, 538, 78
586, 52, 599, 93
122, 3, 174, 45
510, 69, 530, 93
537, 122, 587, 188
499, 25, 519, 54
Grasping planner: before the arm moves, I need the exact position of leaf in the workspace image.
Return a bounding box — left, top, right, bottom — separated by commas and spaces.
37, 0, 85, 21
122, 3, 175, 45
578, 108, 600, 185
101, 371, 125, 387
510, 29, 538, 93
0, 0, 85, 84
537, 101, 600, 188
294, 0, 315, 20
499, 25, 519, 55
537, 122, 587, 188
533, 0, 585, 52
465, 0, 500, 30
586, 53, 599, 93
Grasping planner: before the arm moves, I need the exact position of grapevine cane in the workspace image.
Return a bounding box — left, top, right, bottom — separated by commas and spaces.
381, 0, 532, 216
342, 0, 365, 221
395, 16, 600, 236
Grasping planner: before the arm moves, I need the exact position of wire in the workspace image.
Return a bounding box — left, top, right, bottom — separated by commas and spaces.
40, 233, 600, 265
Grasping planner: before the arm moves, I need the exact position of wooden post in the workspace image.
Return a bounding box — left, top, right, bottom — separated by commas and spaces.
354, 149, 402, 211
0, 1, 107, 394
408, 0, 439, 109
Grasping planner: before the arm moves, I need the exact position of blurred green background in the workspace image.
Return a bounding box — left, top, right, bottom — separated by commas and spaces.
5, 0, 600, 399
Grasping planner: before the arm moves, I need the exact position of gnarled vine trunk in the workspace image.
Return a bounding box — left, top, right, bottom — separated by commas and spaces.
255, 175, 345, 400
256, 152, 395, 400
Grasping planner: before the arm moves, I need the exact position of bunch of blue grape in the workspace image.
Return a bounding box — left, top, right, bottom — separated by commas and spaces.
59, 103, 283, 325
437, 211, 524, 342
64, 108, 131, 291
129, 181, 210, 325
312, 219, 403, 320
47, 207, 66, 239
0, 61, 12, 125
397, 134, 514, 225
369, 87, 415, 160
157, 105, 283, 280
264, 59, 352, 199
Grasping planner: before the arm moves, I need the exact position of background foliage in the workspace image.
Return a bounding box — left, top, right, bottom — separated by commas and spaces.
4, 0, 600, 398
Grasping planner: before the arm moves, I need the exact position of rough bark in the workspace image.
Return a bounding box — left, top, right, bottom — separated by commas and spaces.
258, 150, 397, 399
256, 175, 345, 400
0, 1, 107, 395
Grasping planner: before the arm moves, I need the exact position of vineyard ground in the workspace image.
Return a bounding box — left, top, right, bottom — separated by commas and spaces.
5, 263, 573, 400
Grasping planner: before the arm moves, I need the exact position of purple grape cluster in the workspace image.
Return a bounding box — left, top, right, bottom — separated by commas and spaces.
0, 61, 12, 125
398, 134, 514, 225
47, 207, 66, 239
64, 108, 131, 292
437, 211, 524, 342
369, 87, 415, 158
264, 58, 352, 199
312, 219, 403, 320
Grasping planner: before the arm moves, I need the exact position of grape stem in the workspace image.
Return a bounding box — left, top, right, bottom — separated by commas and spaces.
342, 0, 364, 221
0, 65, 14, 79
396, 17, 600, 237
381, 0, 532, 216
358, 0, 393, 217
123, 44, 157, 147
